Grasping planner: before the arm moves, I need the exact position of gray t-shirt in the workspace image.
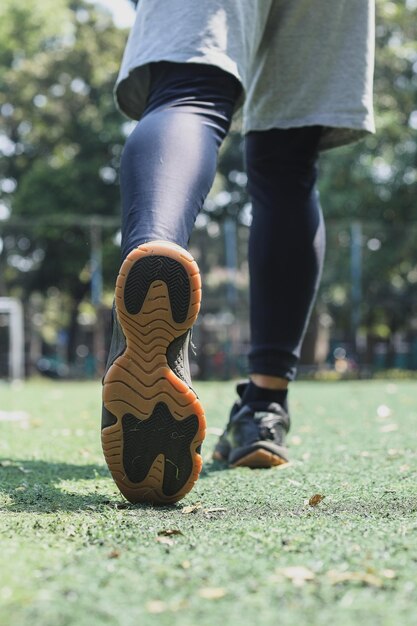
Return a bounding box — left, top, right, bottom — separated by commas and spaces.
115, 0, 375, 151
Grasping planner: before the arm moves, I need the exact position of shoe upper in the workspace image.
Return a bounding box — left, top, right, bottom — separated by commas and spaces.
166, 331, 192, 388
214, 381, 290, 463
103, 302, 126, 380
103, 302, 193, 384
227, 400, 290, 450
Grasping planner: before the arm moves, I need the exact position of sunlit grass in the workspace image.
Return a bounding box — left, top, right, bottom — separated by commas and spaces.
1, 379, 416, 625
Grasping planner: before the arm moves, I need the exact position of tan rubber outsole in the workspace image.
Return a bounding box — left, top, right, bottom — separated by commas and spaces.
102, 241, 205, 505
213, 448, 288, 468
231, 449, 288, 468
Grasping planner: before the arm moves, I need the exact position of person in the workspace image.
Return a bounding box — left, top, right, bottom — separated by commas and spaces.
101, 0, 375, 505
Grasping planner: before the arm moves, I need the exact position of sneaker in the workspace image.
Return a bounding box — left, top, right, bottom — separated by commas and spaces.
213, 383, 290, 467
101, 241, 206, 504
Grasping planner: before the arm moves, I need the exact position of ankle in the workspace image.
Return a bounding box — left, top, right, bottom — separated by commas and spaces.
241, 380, 289, 413
250, 374, 289, 390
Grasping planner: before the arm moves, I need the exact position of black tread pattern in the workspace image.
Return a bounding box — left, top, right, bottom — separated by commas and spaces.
122, 403, 199, 496
124, 256, 190, 323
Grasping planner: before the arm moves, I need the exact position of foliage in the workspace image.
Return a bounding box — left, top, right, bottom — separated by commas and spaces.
318, 0, 417, 336
0, 0, 125, 299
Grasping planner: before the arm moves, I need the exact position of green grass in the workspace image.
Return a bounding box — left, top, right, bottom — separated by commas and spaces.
1, 379, 416, 626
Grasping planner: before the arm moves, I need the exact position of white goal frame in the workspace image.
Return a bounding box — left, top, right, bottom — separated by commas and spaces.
0, 297, 24, 380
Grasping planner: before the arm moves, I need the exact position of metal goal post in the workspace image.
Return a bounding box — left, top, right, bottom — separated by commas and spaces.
0, 297, 25, 380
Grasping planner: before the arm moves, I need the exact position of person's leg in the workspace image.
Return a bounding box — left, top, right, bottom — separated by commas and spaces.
214, 0, 373, 469
246, 126, 325, 391
213, 126, 325, 468
120, 62, 241, 258
102, 62, 241, 504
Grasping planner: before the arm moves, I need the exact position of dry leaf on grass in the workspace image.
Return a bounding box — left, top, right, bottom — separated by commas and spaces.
203, 507, 227, 515
108, 549, 121, 559
157, 529, 183, 537
278, 566, 315, 587
198, 587, 226, 600
380, 423, 398, 433
327, 570, 383, 587
182, 503, 202, 514
146, 600, 167, 614
308, 494, 325, 506
156, 536, 174, 546
156, 524, 183, 541
115, 502, 131, 510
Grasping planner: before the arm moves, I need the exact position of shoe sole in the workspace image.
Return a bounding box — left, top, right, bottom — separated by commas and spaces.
231, 448, 288, 468
213, 445, 288, 468
102, 241, 205, 505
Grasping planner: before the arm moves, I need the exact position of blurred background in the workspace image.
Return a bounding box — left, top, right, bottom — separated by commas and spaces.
1, 0, 417, 382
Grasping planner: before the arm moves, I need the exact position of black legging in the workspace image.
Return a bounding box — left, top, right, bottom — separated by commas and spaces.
120, 62, 325, 380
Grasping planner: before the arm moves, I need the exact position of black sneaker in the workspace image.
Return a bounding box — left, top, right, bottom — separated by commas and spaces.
213, 383, 290, 467
101, 241, 206, 505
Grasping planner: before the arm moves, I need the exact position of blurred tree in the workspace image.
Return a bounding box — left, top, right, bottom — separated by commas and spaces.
1, 0, 417, 372
318, 0, 417, 349
0, 0, 127, 361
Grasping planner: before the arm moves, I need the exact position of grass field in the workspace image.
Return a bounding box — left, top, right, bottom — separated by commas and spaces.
1, 379, 416, 626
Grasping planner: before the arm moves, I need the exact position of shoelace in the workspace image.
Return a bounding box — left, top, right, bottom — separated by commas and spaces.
189, 329, 197, 356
